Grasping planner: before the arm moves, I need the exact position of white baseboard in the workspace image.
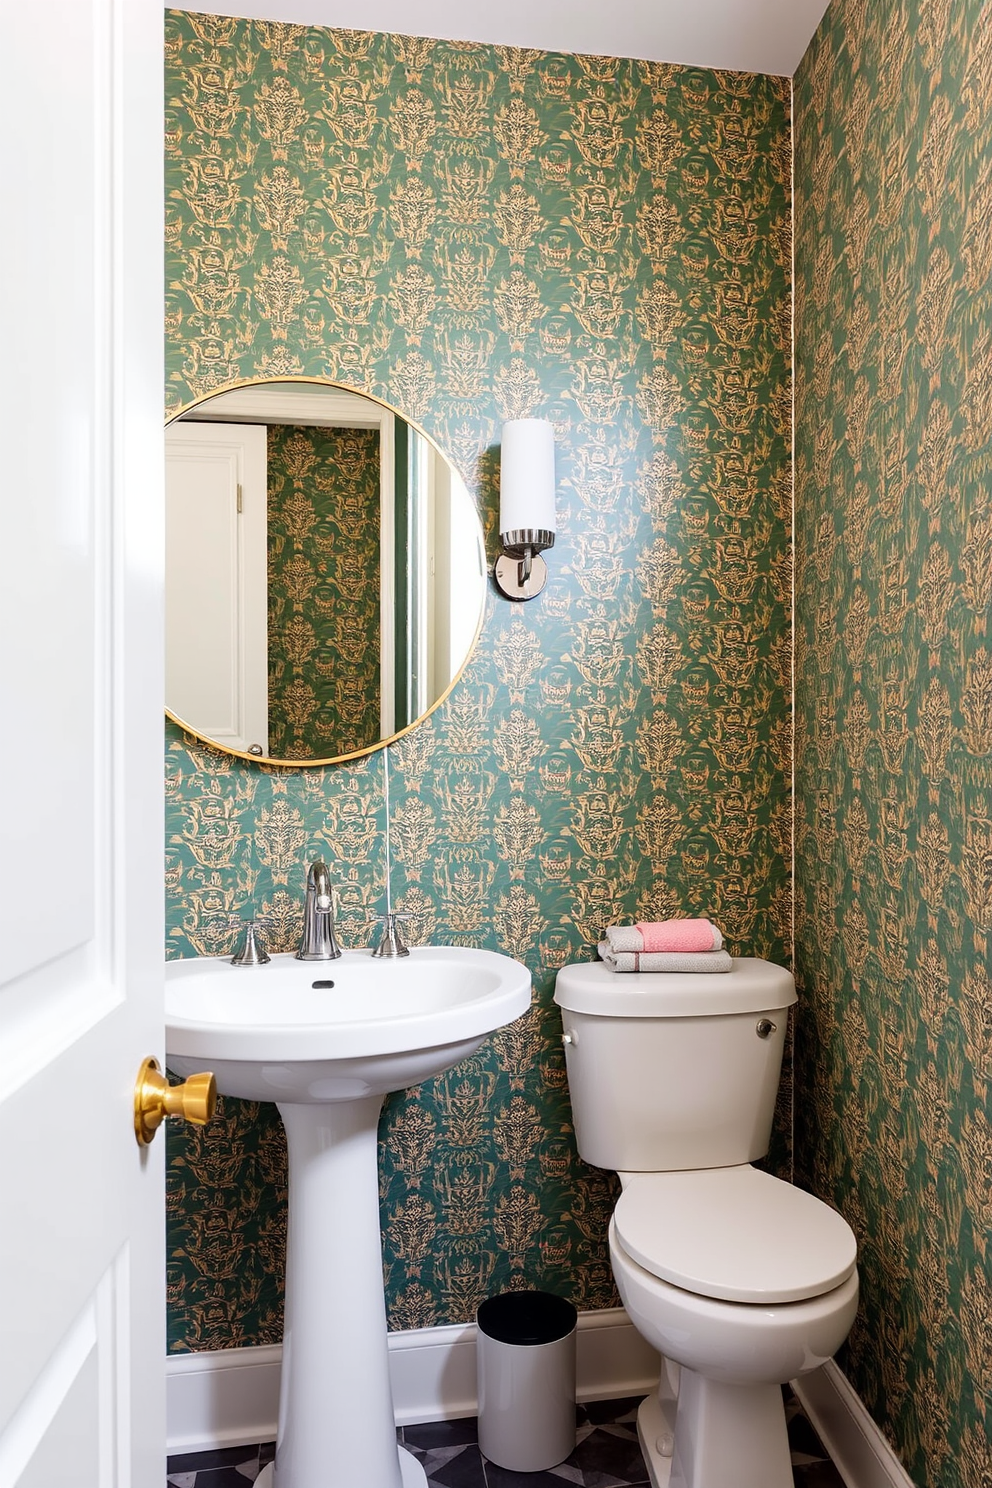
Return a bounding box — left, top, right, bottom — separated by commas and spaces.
166, 1308, 661, 1456
167, 1343, 283, 1456
791, 1360, 916, 1488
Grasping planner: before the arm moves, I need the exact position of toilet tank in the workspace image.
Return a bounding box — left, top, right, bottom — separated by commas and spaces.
553, 958, 797, 1172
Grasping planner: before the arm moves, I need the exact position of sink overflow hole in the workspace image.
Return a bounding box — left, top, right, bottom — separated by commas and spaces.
311, 979, 336, 989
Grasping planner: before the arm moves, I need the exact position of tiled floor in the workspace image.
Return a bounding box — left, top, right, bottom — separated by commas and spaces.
167, 1392, 845, 1487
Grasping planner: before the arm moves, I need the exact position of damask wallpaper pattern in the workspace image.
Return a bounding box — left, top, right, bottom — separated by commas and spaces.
266, 421, 381, 758
164, 14, 792, 1352
794, 3, 992, 1485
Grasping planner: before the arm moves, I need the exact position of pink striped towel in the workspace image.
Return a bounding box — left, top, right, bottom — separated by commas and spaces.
635, 918, 722, 953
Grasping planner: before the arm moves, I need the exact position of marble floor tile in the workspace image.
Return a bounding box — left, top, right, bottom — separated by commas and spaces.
167, 1389, 846, 1487
403, 1440, 489, 1487
404, 1417, 485, 1451
167, 1446, 259, 1477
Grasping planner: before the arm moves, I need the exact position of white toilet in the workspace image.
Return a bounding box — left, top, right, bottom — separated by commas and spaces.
554, 957, 858, 1488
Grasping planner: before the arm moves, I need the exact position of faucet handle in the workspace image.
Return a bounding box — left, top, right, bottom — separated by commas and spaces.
369, 911, 412, 959
231, 919, 271, 967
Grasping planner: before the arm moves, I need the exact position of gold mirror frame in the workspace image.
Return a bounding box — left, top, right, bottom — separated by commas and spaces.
165, 377, 488, 769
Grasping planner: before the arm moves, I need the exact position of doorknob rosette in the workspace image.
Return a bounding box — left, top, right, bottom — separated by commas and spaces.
134, 1055, 217, 1146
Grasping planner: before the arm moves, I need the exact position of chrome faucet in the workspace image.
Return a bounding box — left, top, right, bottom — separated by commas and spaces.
296, 859, 342, 961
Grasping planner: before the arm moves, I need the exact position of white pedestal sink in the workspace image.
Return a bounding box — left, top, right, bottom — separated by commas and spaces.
166, 947, 530, 1488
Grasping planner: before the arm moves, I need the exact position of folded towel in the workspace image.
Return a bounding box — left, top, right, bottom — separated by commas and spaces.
637, 918, 723, 953
598, 943, 733, 974
604, 925, 646, 952
605, 919, 723, 954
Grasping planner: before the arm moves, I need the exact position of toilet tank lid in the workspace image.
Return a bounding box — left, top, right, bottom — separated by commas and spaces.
553, 957, 797, 1017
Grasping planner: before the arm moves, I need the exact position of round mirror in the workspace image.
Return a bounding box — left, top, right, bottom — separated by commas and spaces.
165, 379, 487, 766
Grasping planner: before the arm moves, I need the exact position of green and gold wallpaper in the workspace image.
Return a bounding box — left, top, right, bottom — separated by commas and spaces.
794, 2, 992, 1484
164, 12, 792, 1352
266, 421, 382, 758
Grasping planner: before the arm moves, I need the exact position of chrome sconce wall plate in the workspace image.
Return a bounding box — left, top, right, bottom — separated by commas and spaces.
494, 418, 556, 600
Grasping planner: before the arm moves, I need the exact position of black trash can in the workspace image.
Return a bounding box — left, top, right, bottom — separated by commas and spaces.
476, 1291, 577, 1471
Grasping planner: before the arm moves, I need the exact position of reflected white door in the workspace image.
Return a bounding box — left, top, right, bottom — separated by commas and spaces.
0, 1, 164, 1486
166, 422, 269, 755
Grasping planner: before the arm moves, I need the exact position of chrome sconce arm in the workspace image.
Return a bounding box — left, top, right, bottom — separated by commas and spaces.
494, 526, 556, 600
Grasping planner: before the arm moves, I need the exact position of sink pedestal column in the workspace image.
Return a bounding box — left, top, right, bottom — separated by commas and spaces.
276, 1097, 425, 1488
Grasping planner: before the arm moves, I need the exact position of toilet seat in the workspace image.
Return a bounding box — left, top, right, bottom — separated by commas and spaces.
613, 1165, 857, 1305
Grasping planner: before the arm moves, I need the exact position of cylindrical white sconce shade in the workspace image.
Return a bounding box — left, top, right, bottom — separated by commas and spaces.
494, 418, 557, 600
499, 418, 556, 542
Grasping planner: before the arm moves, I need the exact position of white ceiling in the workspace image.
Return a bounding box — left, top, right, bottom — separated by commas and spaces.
184, 0, 832, 78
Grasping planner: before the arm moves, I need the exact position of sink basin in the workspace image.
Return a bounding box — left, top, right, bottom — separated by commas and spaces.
166, 946, 531, 1101
165, 944, 530, 1488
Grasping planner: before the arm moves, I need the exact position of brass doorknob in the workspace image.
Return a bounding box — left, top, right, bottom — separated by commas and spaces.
134, 1056, 217, 1146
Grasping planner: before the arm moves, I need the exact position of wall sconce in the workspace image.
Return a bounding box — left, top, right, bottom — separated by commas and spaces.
494, 418, 556, 601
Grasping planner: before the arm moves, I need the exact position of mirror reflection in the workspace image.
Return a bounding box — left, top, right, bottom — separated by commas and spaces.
166, 380, 486, 765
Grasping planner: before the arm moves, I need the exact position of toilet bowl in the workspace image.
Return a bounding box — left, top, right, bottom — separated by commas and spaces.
611, 1219, 859, 1383
553, 958, 859, 1488
610, 1166, 858, 1487
611, 1226, 858, 1488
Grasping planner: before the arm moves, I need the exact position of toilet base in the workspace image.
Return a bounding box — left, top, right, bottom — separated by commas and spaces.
636, 1377, 677, 1488
637, 1361, 794, 1488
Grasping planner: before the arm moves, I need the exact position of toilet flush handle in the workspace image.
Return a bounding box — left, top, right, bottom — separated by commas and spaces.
756, 1018, 777, 1039
562, 1029, 577, 1046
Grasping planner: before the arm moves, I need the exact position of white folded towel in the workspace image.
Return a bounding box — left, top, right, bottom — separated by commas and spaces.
604, 926, 646, 952
598, 943, 733, 974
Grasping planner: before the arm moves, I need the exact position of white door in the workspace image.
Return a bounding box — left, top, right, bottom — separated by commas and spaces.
165, 423, 269, 755
0, 2, 165, 1486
